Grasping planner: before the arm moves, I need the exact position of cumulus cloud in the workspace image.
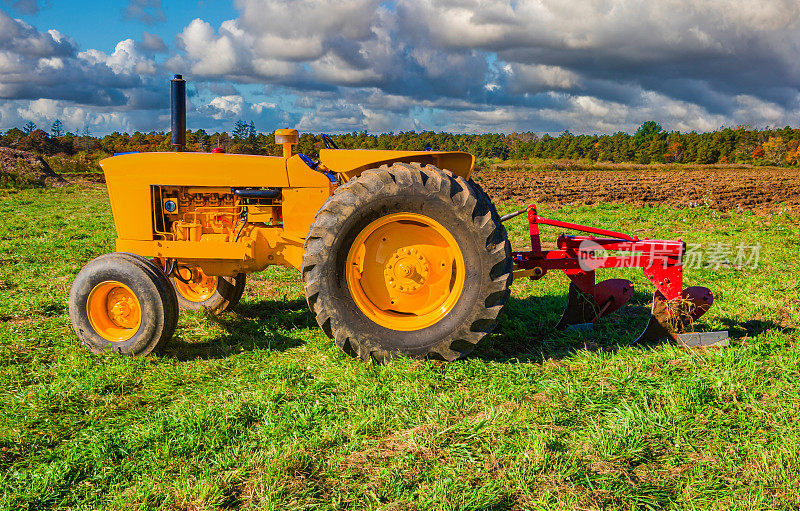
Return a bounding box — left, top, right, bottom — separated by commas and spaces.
3, 1, 800, 135
0, 9, 171, 133
1, 96, 147, 134
0, 12, 75, 57
405, 0, 800, 107
205, 95, 244, 119
79, 39, 158, 75
178, 19, 255, 77
236, 0, 383, 61
251, 101, 276, 114
0, 11, 160, 96
159, 0, 797, 133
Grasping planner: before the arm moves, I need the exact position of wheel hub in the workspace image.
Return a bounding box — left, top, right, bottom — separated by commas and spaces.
175, 267, 218, 302
108, 291, 139, 328
345, 213, 466, 331
384, 247, 431, 293
87, 281, 142, 341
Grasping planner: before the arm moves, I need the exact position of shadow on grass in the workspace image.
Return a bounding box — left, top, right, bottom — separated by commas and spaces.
716, 317, 795, 339
163, 298, 314, 361
162, 289, 784, 364
471, 290, 653, 364
470, 290, 783, 364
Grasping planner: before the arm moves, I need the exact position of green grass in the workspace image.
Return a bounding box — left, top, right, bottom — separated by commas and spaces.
1, 185, 799, 510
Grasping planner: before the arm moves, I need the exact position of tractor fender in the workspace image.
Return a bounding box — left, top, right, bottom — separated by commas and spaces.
318, 149, 474, 181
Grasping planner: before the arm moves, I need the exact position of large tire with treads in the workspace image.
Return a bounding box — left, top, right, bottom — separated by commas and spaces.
302, 162, 512, 362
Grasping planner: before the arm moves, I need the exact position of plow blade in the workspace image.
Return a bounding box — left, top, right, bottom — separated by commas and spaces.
635, 287, 714, 344
556, 279, 634, 329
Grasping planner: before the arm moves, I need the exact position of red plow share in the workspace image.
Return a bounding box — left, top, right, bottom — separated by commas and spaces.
505, 205, 725, 346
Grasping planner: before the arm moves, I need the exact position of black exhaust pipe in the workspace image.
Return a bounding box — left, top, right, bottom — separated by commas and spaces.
171, 74, 186, 152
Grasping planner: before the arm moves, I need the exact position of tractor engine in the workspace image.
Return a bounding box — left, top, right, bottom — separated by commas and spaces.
152, 186, 282, 244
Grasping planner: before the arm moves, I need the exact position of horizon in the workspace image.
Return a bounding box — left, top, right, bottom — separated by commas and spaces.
6, 120, 797, 139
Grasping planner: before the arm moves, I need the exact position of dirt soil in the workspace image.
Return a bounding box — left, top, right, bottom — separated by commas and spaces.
0, 147, 68, 187
474, 166, 800, 213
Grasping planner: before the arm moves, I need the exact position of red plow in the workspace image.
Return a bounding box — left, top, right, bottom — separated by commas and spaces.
505, 205, 725, 346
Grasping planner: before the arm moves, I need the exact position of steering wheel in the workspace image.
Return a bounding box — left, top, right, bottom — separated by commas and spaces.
321, 134, 339, 150
298, 153, 320, 170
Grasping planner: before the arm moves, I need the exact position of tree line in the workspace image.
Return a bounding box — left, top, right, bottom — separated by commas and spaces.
2, 120, 800, 166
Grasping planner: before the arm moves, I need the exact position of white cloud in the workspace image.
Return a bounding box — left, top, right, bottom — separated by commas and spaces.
37, 57, 64, 70
0, 11, 76, 57
0, 10, 168, 133
79, 39, 157, 75
4, 98, 136, 134
4, 0, 800, 135
178, 19, 255, 76
207, 95, 244, 119
18, 98, 60, 121
140, 31, 167, 53
235, 0, 383, 61
251, 101, 277, 114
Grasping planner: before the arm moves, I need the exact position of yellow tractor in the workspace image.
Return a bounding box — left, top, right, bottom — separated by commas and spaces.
68, 76, 718, 362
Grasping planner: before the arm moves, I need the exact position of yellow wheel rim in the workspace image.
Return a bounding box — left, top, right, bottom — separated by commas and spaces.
345, 213, 465, 331
87, 281, 142, 342
174, 267, 218, 302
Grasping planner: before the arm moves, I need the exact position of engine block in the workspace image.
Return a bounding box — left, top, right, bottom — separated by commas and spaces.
152, 186, 282, 243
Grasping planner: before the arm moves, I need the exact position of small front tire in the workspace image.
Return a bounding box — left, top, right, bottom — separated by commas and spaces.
170, 265, 246, 313
69, 253, 178, 356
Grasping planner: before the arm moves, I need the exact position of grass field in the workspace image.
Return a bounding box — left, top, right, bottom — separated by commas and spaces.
1, 183, 799, 510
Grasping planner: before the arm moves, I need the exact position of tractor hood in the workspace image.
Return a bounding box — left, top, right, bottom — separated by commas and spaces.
319, 149, 474, 181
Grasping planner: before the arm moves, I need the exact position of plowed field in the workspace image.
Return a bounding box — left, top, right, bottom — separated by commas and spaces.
475, 167, 800, 213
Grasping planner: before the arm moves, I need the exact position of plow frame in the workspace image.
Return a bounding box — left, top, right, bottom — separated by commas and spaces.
512, 205, 686, 300
509, 205, 716, 343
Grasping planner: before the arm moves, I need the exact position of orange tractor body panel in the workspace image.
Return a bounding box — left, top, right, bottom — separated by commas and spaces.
99, 148, 474, 276
319, 149, 474, 181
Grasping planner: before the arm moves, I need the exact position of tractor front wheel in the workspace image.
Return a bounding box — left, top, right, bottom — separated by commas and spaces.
302, 163, 512, 362
69, 253, 178, 356
170, 265, 246, 313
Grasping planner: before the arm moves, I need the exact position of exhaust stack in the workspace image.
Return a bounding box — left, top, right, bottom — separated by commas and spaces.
171, 74, 186, 152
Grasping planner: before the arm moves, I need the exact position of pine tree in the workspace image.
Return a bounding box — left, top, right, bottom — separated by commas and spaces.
50, 119, 64, 137
232, 120, 248, 141
242, 121, 257, 154
23, 122, 36, 134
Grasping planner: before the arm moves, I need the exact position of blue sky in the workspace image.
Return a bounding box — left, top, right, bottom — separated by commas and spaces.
1, 0, 799, 136
12, 1, 232, 52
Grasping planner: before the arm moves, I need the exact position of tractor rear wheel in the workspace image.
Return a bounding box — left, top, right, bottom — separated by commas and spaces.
302, 163, 512, 362
69, 252, 178, 356
170, 265, 245, 312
